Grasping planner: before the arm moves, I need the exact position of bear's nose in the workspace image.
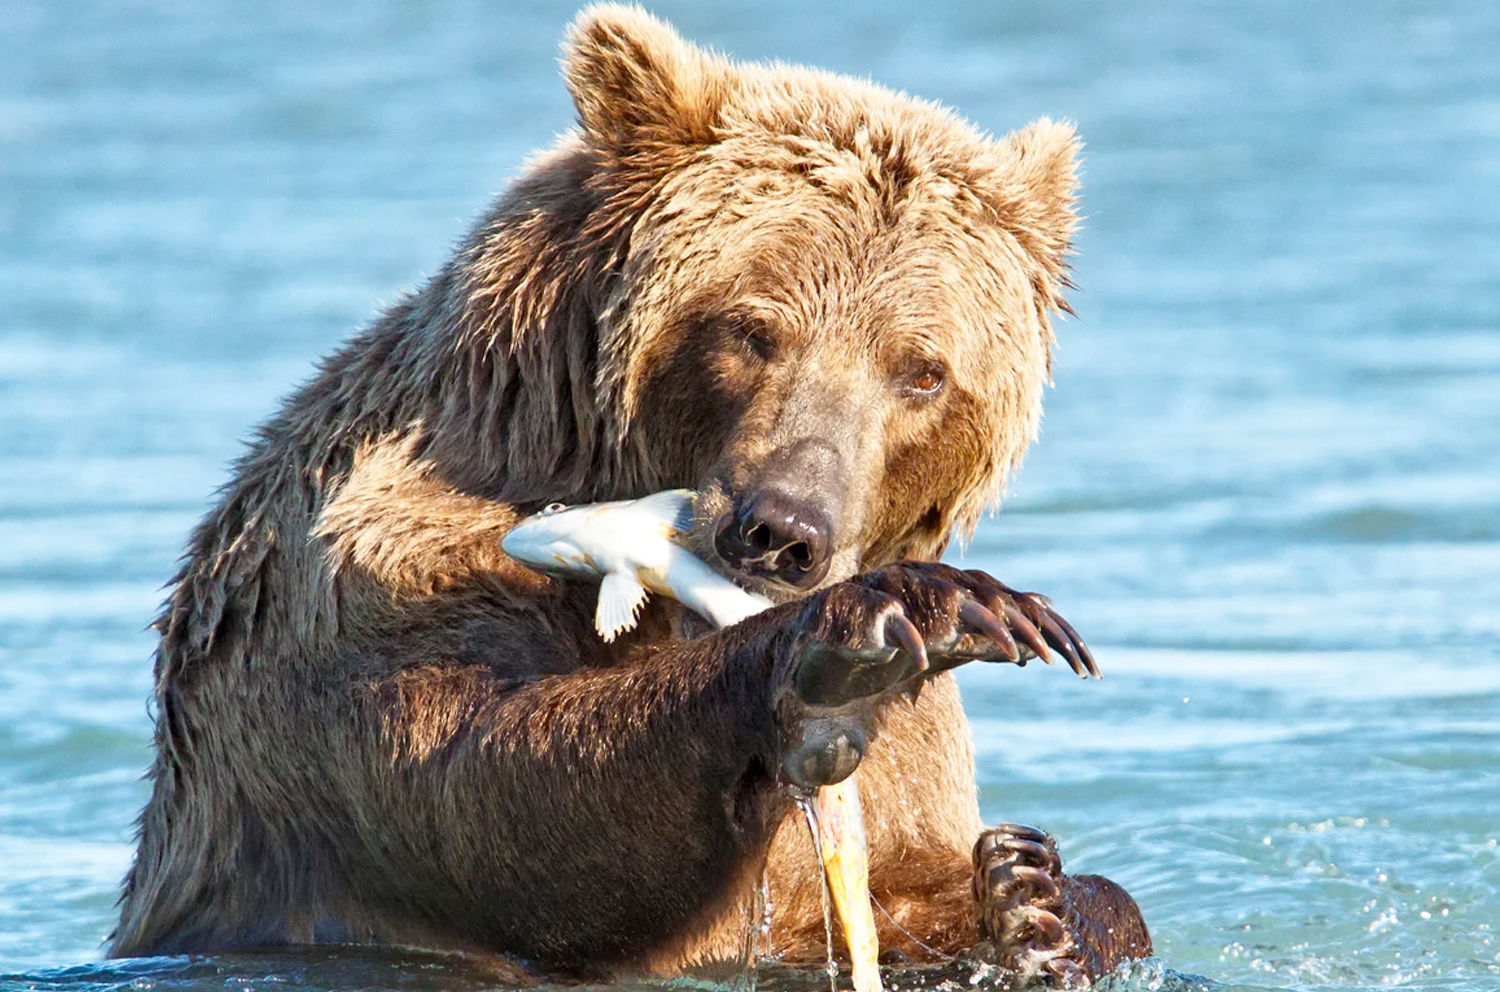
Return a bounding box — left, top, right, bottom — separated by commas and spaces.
715, 489, 832, 589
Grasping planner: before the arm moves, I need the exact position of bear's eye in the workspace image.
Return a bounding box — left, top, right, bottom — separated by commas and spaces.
897, 359, 948, 400
728, 317, 777, 362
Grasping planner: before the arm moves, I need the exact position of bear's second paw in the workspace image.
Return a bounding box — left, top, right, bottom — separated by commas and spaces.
973, 824, 1088, 988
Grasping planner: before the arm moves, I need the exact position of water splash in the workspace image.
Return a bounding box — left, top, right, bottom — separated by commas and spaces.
795, 792, 840, 992
741, 869, 777, 992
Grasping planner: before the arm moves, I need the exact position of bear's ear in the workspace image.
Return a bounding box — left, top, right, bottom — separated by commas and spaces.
978, 119, 1081, 281
563, 4, 731, 154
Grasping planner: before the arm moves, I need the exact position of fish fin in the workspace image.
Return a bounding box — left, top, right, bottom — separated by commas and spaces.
596, 570, 650, 642
628, 489, 697, 536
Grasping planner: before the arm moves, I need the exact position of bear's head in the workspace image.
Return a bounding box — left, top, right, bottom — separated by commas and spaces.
468, 5, 1079, 597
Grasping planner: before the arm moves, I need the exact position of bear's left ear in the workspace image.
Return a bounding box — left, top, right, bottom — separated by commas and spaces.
563, 4, 732, 154
977, 119, 1081, 285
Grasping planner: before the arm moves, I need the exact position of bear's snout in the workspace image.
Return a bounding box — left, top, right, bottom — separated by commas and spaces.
712, 430, 854, 590
715, 487, 833, 589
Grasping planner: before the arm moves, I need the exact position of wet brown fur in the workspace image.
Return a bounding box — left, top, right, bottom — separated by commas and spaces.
113, 3, 1107, 974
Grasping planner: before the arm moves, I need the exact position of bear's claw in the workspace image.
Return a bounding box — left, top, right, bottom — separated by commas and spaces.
883, 610, 929, 671
974, 823, 1088, 988
791, 562, 1099, 705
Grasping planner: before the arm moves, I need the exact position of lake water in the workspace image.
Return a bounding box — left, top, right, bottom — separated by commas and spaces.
1, 1, 1497, 990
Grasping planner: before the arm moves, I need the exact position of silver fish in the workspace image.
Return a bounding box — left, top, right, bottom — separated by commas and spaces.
502, 489, 773, 641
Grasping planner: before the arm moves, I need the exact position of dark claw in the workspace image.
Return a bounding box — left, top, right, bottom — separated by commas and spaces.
1046, 609, 1100, 678
996, 599, 1052, 665
1000, 837, 1054, 864
958, 599, 1020, 662
1045, 957, 1086, 987
884, 611, 928, 671
1011, 864, 1060, 899
1022, 906, 1065, 943
1022, 596, 1089, 678
1034, 608, 1088, 678
998, 822, 1052, 844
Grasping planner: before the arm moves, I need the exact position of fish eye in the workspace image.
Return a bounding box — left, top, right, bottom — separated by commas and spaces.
541, 502, 567, 515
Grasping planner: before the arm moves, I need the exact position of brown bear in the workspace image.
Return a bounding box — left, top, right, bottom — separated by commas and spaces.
111, 4, 1151, 985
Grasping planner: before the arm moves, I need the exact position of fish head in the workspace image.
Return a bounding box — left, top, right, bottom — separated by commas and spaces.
502, 492, 699, 578
501, 501, 607, 577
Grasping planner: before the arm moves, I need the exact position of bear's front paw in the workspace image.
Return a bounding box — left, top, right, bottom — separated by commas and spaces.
973, 824, 1087, 988
776, 564, 1095, 788
792, 563, 1095, 708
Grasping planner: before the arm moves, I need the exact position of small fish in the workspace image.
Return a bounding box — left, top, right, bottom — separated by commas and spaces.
501, 489, 773, 641
503, 490, 884, 992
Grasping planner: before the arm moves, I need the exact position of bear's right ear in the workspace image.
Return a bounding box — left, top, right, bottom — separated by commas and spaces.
563, 4, 731, 154
976, 118, 1081, 288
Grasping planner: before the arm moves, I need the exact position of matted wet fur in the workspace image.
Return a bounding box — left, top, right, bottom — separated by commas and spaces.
112, 4, 1150, 982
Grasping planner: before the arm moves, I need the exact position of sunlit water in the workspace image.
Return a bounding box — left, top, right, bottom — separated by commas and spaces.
2, 1, 1496, 990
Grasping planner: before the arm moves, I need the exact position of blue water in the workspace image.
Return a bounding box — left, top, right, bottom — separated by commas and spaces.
2, 1, 1497, 990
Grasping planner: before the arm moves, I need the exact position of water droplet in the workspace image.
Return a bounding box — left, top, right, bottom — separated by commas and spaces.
796, 793, 839, 992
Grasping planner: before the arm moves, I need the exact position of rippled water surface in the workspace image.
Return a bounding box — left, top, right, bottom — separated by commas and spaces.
2, 1, 1497, 990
